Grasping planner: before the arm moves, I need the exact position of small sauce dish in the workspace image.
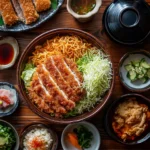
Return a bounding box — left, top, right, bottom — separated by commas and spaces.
61, 121, 100, 150
67, 0, 102, 22
119, 50, 150, 92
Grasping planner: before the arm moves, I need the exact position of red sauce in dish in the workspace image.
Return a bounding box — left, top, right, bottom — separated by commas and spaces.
0, 43, 14, 65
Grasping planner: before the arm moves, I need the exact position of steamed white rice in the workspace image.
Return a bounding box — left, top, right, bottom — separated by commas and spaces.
23, 128, 53, 150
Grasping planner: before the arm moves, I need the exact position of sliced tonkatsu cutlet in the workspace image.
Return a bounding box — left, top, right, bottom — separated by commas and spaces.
11, 0, 25, 22
18, 0, 39, 24
33, 0, 51, 12
0, 0, 19, 25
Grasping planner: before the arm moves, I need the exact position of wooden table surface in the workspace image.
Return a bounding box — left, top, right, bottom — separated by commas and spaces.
0, 0, 150, 149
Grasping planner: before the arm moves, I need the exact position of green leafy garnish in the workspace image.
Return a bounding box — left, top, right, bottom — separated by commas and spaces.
0, 124, 16, 150
21, 63, 36, 88
51, 0, 58, 9
0, 17, 4, 26
73, 125, 93, 149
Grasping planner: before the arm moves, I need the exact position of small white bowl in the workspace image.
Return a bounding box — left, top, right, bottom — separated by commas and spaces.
119, 50, 150, 92
67, 0, 102, 22
61, 121, 100, 150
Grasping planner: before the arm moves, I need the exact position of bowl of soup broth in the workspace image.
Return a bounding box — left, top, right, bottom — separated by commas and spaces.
67, 0, 102, 22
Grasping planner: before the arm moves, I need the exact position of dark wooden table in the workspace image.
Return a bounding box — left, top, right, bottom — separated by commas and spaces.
0, 0, 150, 149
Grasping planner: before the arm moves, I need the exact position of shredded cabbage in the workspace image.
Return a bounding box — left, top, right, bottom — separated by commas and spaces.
65, 50, 112, 117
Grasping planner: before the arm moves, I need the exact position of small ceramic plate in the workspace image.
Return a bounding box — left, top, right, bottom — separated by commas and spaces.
119, 50, 150, 92
20, 123, 58, 150
0, 82, 19, 117
0, 0, 64, 32
61, 121, 100, 150
0, 119, 20, 150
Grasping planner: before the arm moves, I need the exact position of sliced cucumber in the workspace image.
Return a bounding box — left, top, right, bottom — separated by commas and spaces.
128, 70, 137, 81
131, 60, 140, 67
140, 61, 150, 69
125, 64, 134, 71
124, 58, 150, 83
140, 77, 148, 83
147, 69, 150, 78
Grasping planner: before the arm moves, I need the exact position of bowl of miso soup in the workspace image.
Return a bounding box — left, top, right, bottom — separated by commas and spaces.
67, 0, 102, 22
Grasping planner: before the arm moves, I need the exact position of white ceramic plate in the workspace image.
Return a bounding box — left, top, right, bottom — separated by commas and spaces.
61, 121, 100, 150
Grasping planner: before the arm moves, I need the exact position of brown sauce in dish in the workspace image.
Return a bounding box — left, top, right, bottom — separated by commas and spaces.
0, 43, 14, 65
71, 0, 96, 15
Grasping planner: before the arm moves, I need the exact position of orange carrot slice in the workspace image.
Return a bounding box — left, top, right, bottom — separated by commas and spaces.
68, 133, 82, 150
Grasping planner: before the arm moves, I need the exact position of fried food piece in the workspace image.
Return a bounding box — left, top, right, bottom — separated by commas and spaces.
33, 0, 51, 12
0, 0, 19, 25
18, 0, 39, 24
12, 0, 25, 22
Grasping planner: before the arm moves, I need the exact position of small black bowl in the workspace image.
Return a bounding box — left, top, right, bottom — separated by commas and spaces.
0, 82, 19, 117
105, 94, 150, 145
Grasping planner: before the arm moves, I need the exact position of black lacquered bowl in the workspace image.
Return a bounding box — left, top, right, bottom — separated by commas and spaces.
103, 0, 150, 45
105, 94, 150, 145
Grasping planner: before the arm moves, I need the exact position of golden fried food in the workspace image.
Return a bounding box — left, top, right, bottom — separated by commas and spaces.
112, 97, 150, 141
18, 0, 39, 24
34, 0, 51, 12
0, 0, 19, 25
28, 55, 84, 118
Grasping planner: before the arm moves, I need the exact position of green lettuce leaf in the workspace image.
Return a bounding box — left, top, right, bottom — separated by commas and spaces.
51, 0, 58, 9
21, 63, 36, 88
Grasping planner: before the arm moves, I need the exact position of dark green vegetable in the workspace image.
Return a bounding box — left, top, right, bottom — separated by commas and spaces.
73, 125, 93, 149
51, 0, 58, 9
0, 124, 16, 150
125, 58, 150, 83
0, 17, 4, 26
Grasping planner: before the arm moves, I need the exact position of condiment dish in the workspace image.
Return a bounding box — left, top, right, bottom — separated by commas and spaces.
61, 121, 101, 150
105, 94, 150, 145
19, 122, 58, 150
0, 119, 19, 150
67, 0, 102, 22
119, 50, 150, 92
0, 82, 19, 117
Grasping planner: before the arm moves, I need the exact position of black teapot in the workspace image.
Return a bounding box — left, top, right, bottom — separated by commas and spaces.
103, 0, 150, 45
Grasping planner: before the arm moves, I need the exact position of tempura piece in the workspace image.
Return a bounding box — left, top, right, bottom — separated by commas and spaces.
33, 0, 51, 12
18, 0, 39, 24
0, 0, 19, 25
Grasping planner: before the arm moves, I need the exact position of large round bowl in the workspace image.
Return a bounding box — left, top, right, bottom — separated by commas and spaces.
17, 28, 114, 124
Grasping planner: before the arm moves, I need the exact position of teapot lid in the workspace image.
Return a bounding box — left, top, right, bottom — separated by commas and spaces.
103, 0, 150, 45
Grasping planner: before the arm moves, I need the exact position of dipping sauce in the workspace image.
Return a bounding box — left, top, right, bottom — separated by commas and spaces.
71, 0, 96, 15
0, 43, 14, 65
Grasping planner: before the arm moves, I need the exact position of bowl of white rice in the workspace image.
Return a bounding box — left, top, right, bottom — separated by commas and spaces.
20, 123, 58, 150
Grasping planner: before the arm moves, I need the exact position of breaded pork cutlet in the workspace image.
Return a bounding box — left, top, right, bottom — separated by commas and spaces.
33, 0, 51, 12
18, 0, 39, 24
11, 0, 25, 22
0, 0, 18, 26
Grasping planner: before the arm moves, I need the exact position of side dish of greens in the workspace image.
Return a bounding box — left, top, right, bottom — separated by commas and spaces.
125, 58, 150, 83
0, 124, 16, 150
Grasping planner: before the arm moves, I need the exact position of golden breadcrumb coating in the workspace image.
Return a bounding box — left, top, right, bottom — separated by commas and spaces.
34, 0, 51, 12
0, 0, 19, 25
18, 0, 39, 24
